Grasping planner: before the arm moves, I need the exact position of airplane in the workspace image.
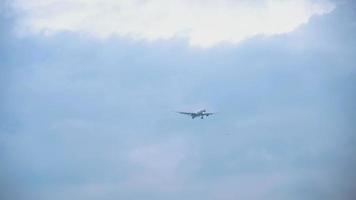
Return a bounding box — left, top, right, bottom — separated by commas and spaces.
176, 109, 215, 119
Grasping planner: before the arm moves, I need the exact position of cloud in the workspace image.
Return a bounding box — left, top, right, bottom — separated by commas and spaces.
2, 2, 356, 200
124, 138, 198, 193
12, 0, 335, 47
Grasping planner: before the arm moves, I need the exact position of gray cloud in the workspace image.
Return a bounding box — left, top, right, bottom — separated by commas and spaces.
1, 1, 356, 200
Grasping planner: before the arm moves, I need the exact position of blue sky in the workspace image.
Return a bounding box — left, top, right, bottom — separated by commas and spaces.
1, 1, 356, 200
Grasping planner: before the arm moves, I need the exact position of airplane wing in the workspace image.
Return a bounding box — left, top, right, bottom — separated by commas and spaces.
204, 112, 215, 116
176, 111, 194, 115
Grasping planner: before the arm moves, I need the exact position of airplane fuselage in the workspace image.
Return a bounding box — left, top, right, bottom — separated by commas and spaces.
192, 110, 209, 119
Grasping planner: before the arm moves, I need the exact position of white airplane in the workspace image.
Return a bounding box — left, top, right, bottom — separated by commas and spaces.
177, 109, 215, 119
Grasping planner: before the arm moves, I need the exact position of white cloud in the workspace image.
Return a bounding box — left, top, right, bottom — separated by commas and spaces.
13, 0, 335, 47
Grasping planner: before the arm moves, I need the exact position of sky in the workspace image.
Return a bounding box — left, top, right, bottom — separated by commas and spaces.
1, 0, 356, 200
